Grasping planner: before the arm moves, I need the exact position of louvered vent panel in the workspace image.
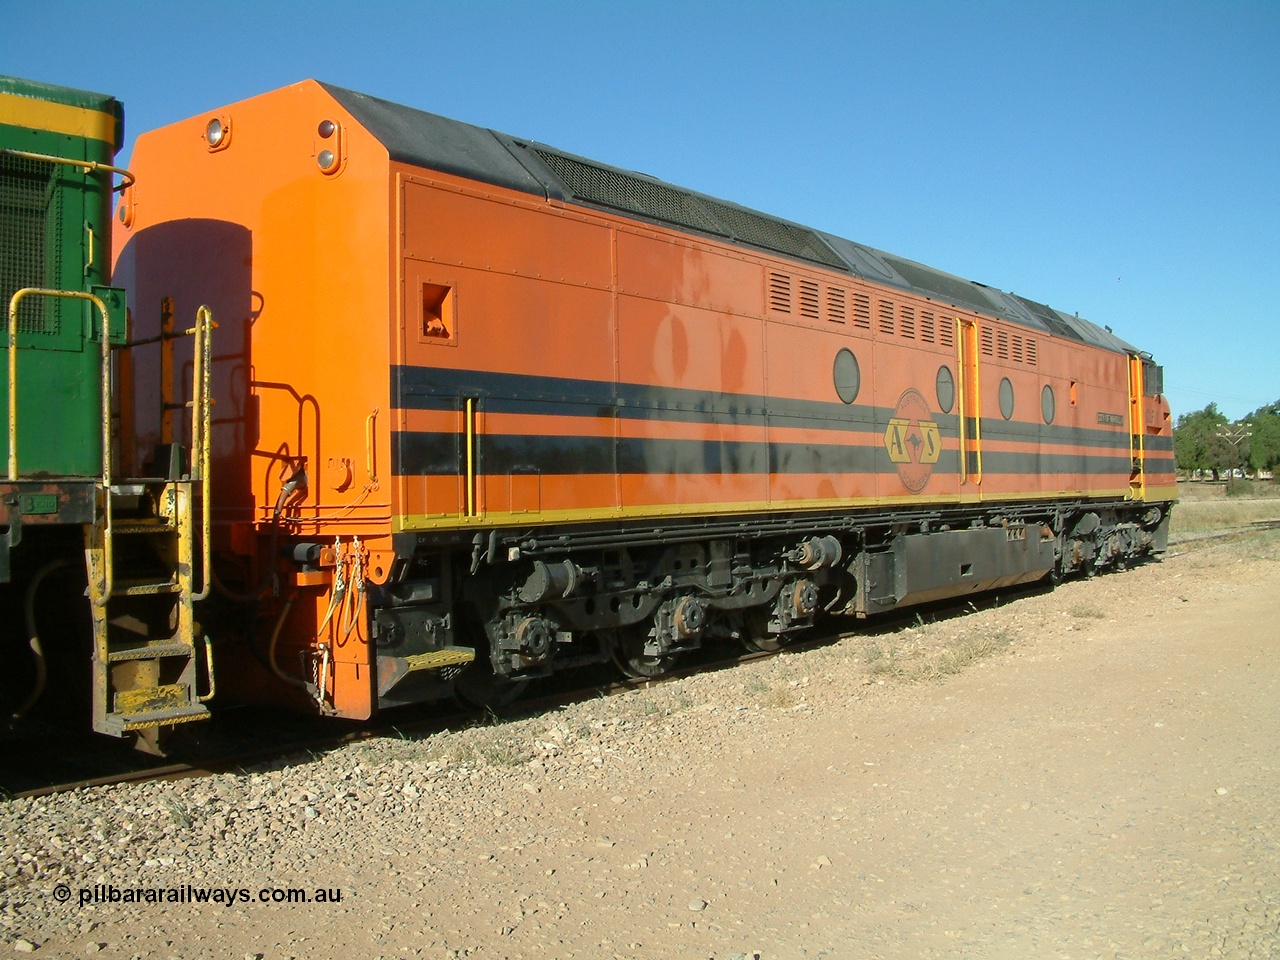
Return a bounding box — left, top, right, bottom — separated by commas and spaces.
853, 293, 871, 329
1027, 339, 1037, 366
799, 279, 820, 320
939, 317, 954, 349
1012, 335, 1024, 363
921, 311, 936, 343
826, 286, 847, 323
997, 330, 1009, 360
900, 304, 916, 339
981, 326, 994, 356
768, 272, 792, 314
878, 300, 895, 336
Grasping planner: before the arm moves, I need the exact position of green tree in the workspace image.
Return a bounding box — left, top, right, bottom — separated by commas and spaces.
1173, 403, 1230, 477
1245, 400, 1280, 474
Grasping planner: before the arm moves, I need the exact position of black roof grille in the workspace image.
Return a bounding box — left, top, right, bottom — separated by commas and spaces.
536, 151, 722, 233
1011, 294, 1085, 342
698, 199, 845, 269
881, 255, 995, 313
534, 149, 847, 270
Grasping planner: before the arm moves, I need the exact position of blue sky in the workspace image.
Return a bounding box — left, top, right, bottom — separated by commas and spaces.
6, 0, 1277, 421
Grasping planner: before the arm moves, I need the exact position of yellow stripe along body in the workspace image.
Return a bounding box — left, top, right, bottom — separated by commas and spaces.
0, 89, 118, 144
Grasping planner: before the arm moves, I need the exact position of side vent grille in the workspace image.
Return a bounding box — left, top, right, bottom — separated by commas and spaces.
826, 286, 847, 324
900, 304, 916, 339
1026, 339, 1037, 366
939, 317, 955, 350
852, 292, 871, 329
799, 279, 820, 320
768, 276, 858, 326
878, 300, 895, 336
997, 329, 1009, 360
768, 271, 792, 314
921, 310, 936, 344
981, 325, 994, 356
1012, 334, 1024, 364
1, 153, 63, 336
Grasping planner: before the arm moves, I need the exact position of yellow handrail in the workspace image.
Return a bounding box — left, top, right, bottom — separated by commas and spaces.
365, 408, 379, 485
197, 634, 216, 703
955, 317, 984, 486
7, 287, 115, 603
969, 322, 983, 486
0, 146, 135, 192
8, 288, 112, 479
188, 306, 215, 601
465, 397, 477, 517
1127, 354, 1146, 501
956, 317, 968, 484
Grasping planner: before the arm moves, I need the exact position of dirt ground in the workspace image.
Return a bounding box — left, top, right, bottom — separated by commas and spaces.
4, 518, 1279, 960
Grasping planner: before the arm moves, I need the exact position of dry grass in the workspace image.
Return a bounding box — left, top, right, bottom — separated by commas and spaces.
917, 629, 1016, 681
760, 687, 801, 709
1169, 498, 1280, 537
861, 627, 1016, 684
1069, 603, 1108, 620
741, 671, 802, 709
1188, 527, 1280, 563
427, 725, 528, 768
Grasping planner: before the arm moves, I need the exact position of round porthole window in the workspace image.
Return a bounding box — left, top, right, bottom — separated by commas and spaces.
999, 377, 1015, 420
936, 365, 955, 414
833, 348, 860, 404
1042, 384, 1055, 424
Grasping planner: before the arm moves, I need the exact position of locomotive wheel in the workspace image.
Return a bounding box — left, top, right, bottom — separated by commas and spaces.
609, 625, 676, 680
741, 608, 784, 653
742, 633, 784, 654
453, 659, 529, 710
452, 606, 530, 709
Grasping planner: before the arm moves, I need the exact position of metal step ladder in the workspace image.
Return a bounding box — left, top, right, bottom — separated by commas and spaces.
85, 303, 216, 752
85, 480, 211, 746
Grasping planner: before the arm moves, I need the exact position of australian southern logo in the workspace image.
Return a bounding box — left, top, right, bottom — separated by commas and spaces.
883, 388, 940, 493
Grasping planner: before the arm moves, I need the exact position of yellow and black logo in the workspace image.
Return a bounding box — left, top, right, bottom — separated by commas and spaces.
883, 388, 940, 493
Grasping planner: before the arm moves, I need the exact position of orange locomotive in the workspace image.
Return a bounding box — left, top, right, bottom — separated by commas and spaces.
114, 80, 1174, 718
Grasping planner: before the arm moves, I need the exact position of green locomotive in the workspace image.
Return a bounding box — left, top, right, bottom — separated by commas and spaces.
1, 76, 212, 750
1, 77, 125, 542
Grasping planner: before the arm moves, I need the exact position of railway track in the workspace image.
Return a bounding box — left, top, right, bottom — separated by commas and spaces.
7, 520, 1277, 801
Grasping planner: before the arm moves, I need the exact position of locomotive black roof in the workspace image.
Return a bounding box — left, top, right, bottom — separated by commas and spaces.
321, 82, 1136, 356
